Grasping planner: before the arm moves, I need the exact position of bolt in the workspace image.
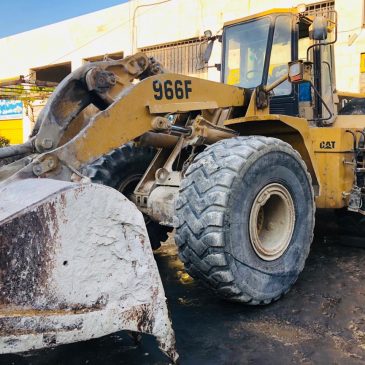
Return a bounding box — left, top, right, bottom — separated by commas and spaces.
33, 165, 43, 175
41, 138, 53, 149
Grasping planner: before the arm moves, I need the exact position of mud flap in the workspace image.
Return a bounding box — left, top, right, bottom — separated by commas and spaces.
0, 179, 178, 362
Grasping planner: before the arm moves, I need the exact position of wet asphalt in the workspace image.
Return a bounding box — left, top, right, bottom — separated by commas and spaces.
2, 217, 365, 365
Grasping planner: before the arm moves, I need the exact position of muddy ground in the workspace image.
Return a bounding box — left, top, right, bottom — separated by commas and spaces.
2, 219, 365, 365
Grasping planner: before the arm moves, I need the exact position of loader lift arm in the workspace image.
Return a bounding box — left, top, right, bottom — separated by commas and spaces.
2, 54, 245, 185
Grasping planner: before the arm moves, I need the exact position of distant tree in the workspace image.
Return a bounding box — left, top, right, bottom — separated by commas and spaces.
0, 136, 10, 147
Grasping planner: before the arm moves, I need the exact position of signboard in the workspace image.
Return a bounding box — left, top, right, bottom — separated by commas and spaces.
0, 100, 23, 120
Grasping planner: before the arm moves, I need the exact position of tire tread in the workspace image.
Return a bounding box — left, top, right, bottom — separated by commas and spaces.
175, 136, 315, 304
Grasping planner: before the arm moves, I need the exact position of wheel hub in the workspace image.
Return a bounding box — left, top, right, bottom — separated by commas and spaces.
249, 183, 295, 261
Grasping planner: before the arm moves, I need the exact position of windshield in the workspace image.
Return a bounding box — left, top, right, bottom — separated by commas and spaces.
223, 17, 270, 88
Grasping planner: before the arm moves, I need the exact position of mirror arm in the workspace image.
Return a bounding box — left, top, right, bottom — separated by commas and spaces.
264, 73, 289, 93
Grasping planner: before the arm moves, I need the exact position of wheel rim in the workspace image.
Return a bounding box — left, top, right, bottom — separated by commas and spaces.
117, 174, 141, 198
249, 183, 295, 261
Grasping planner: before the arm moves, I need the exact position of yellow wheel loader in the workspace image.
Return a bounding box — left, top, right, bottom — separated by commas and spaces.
1, 6, 364, 361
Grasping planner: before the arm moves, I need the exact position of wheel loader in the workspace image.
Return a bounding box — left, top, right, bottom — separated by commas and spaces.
1, 5, 364, 361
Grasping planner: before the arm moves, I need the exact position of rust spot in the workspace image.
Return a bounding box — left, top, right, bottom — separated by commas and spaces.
124, 304, 155, 334
137, 306, 154, 333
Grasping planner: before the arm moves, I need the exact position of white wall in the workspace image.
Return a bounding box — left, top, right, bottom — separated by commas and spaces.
0, 3, 132, 78
335, 0, 365, 92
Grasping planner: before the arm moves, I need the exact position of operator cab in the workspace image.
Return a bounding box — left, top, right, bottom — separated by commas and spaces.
221, 7, 336, 124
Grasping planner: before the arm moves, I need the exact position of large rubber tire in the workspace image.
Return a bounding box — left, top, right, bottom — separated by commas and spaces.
175, 136, 315, 304
86, 144, 171, 250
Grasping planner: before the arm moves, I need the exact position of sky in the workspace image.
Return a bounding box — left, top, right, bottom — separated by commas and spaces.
0, 0, 129, 38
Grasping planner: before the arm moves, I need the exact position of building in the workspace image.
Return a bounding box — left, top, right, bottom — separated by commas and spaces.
0, 0, 364, 143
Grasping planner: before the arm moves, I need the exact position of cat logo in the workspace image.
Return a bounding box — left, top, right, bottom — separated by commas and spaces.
320, 141, 336, 149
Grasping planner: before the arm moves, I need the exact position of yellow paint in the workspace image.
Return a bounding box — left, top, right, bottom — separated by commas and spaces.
223, 8, 297, 27
337, 90, 365, 98
0, 76, 22, 84
225, 113, 365, 209
361, 53, 365, 73
54, 74, 245, 167
0, 119, 23, 144
310, 125, 355, 208
224, 113, 320, 191
227, 69, 240, 85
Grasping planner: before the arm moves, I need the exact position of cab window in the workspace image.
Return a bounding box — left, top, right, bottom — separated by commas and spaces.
267, 15, 292, 96
224, 18, 271, 88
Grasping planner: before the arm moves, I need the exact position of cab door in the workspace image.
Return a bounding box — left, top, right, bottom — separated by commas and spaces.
268, 14, 298, 116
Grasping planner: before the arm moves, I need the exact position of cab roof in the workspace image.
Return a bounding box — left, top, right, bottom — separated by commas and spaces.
223, 8, 298, 28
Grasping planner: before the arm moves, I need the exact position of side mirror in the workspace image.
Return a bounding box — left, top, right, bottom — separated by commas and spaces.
309, 16, 328, 41
203, 41, 214, 63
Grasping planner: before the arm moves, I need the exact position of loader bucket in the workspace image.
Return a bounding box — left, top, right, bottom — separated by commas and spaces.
0, 179, 177, 362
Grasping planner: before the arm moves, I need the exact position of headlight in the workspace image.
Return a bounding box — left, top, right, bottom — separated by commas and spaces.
288, 61, 304, 83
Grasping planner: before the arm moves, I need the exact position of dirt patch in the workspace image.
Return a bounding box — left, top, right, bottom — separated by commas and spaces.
2, 230, 365, 364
